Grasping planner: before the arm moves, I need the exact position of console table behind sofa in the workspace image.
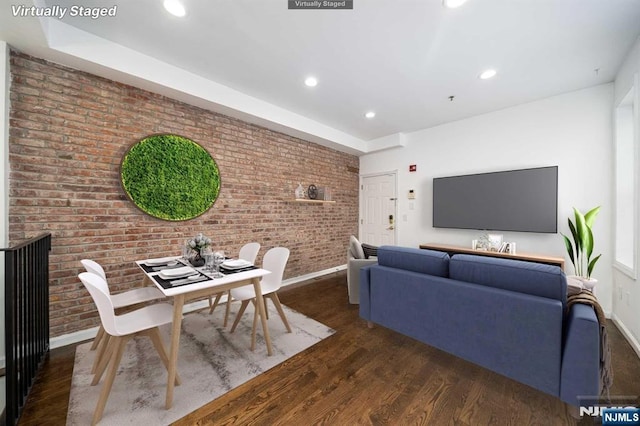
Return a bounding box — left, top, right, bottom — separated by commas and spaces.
419, 242, 565, 270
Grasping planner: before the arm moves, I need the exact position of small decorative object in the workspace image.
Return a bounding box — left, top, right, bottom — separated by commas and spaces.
307, 184, 318, 200
317, 186, 332, 201
324, 187, 332, 201
295, 183, 305, 199
487, 234, 503, 252
186, 233, 212, 267
472, 239, 478, 250
121, 134, 221, 221
561, 206, 601, 290
476, 233, 490, 251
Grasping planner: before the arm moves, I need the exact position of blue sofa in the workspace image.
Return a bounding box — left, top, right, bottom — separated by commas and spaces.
359, 246, 600, 407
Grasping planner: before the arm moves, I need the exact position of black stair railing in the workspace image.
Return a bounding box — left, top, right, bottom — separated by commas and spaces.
2, 233, 51, 425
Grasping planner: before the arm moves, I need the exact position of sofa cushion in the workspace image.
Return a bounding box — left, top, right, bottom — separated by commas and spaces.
377, 246, 449, 277
449, 254, 567, 304
349, 235, 365, 259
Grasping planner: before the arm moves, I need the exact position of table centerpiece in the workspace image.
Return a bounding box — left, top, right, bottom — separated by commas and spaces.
186, 233, 212, 267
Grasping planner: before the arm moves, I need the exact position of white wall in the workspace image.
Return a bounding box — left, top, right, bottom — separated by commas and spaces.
612, 37, 640, 356
360, 84, 614, 313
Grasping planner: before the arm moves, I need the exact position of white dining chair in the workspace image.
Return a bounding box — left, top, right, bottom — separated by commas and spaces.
228, 247, 291, 351
81, 259, 165, 372
78, 272, 180, 425
208, 242, 261, 326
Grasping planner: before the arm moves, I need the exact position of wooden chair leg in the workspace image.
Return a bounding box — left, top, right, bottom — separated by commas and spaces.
250, 300, 259, 351
230, 300, 250, 333
92, 336, 128, 425
149, 328, 181, 386
90, 326, 104, 351
270, 292, 292, 333
92, 334, 113, 380
223, 291, 232, 327
91, 330, 111, 373
208, 293, 223, 314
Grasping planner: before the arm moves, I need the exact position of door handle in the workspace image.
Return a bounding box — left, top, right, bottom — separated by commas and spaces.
387, 214, 394, 230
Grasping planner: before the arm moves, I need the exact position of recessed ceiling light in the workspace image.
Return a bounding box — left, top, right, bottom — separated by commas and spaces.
164, 0, 186, 17
479, 69, 497, 80
443, 0, 468, 8
304, 76, 318, 87
365, 111, 376, 119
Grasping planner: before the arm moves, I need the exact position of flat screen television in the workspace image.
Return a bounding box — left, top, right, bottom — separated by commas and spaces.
432, 166, 558, 233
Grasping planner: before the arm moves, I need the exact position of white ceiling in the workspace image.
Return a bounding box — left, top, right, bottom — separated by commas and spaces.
2, 0, 640, 154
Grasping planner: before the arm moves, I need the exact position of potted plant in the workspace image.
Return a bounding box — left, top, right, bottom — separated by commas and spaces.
561, 206, 602, 290
186, 233, 211, 267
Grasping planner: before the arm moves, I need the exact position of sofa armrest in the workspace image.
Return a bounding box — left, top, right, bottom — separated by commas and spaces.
560, 303, 600, 406
347, 258, 377, 304
358, 265, 374, 319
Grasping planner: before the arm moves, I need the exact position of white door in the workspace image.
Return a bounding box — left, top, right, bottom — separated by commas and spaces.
360, 173, 397, 246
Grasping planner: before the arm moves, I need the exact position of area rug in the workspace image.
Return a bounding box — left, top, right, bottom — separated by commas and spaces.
66, 302, 335, 425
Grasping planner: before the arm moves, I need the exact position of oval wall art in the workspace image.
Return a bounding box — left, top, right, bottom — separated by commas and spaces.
120, 134, 221, 221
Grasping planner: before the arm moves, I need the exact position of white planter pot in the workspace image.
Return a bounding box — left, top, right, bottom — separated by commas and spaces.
567, 275, 597, 292
579, 277, 598, 291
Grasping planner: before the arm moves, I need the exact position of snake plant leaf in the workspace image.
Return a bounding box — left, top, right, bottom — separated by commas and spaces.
574, 207, 589, 255
562, 234, 576, 270
584, 206, 601, 229
588, 254, 601, 278
586, 227, 594, 260
568, 218, 580, 257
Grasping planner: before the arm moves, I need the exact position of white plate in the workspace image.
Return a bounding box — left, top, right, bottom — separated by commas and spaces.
222, 259, 253, 269
159, 266, 195, 279
146, 257, 177, 265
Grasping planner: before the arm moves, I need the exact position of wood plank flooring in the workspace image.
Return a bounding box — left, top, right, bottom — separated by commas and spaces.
16, 271, 640, 425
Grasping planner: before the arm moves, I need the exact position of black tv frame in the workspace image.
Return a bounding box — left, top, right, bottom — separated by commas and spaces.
432, 166, 558, 233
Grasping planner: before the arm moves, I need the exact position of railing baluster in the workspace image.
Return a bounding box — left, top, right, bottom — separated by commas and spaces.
2, 233, 51, 425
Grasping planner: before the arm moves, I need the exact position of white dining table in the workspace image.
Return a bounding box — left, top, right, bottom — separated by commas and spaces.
136, 257, 272, 409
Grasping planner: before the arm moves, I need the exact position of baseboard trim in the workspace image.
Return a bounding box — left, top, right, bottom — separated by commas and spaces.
611, 314, 640, 360
46, 264, 347, 351
282, 264, 346, 287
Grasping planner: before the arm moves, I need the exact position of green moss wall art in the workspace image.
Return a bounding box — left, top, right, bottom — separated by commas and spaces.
120, 134, 221, 221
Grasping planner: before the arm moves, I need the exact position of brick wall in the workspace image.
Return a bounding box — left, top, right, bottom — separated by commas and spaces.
8, 51, 359, 338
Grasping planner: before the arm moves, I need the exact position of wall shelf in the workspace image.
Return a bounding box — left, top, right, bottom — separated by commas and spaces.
293, 199, 336, 204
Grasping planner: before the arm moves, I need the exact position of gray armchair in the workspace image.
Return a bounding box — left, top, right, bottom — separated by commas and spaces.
347, 236, 377, 304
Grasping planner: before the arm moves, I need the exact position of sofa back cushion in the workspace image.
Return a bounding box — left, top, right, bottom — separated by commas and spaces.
449, 254, 567, 304
377, 246, 449, 277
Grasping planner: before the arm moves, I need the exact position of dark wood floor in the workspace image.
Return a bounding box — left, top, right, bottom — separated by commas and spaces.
17, 271, 640, 425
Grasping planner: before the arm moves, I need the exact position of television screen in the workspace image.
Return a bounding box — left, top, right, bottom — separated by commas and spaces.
432, 166, 558, 233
